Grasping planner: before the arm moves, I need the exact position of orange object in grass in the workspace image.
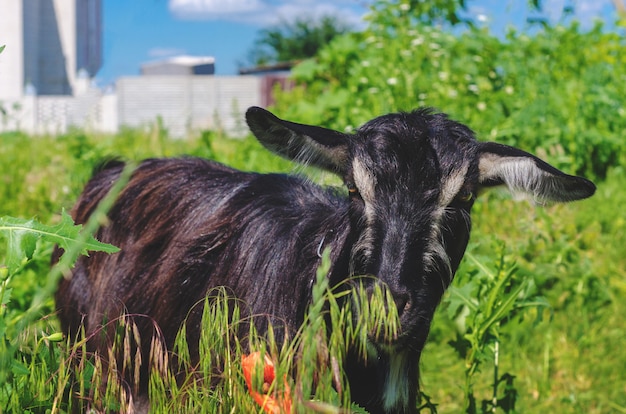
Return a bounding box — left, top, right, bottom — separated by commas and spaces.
242, 352, 292, 413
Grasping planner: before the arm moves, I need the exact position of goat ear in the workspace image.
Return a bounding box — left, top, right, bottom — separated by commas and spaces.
245, 106, 350, 174
478, 142, 596, 203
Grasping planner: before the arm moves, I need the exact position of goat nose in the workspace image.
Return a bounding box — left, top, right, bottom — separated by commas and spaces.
363, 282, 411, 316
393, 292, 411, 317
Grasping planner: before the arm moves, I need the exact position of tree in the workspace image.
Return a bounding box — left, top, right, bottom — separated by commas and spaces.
368, 0, 544, 29
247, 15, 351, 66
368, 0, 472, 27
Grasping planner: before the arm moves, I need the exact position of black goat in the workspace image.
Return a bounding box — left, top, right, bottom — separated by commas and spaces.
55, 107, 595, 413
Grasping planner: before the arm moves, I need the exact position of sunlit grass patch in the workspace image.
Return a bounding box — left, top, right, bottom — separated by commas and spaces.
53, 250, 401, 412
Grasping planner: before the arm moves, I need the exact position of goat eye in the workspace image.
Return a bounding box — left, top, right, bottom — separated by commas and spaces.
457, 191, 474, 203
346, 182, 361, 198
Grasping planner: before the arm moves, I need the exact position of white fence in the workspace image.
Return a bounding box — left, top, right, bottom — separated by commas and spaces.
0, 75, 263, 138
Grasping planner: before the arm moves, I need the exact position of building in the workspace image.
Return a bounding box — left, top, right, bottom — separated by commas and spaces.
0, 1, 286, 138
0, 0, 105, 134
0, 0, 101, 98
141, 55, 215, 76
239, 62, 295, 107
116, 75, 260, 138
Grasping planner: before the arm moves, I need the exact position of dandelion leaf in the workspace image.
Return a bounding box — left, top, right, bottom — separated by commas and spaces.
0, 211, 119, 274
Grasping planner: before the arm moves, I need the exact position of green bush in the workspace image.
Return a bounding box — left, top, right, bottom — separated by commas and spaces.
274, 10, 625, 180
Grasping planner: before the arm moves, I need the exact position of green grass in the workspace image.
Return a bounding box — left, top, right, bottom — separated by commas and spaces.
422, 171, 626, 413
1, 127, 624, 413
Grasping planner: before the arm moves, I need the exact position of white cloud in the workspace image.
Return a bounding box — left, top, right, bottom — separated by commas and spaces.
169, 0, 265, 20
272, 1, 367, 27
168, 0, 369, 27
169, 0, 615, 30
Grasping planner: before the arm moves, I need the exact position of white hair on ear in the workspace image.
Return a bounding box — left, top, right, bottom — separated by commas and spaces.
479, 154, 591, 204
247, 106, 349, 174
481, 156, 547, 203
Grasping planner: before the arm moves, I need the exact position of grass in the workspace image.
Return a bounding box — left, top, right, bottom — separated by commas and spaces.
1, 126, 624, 413
422, 173, 626, 413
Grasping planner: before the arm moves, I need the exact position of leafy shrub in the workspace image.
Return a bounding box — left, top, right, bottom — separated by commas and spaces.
0, 210, 124, 411
274, 6, 625, 180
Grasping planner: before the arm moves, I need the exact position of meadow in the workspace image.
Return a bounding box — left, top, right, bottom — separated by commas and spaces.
1, 123, 624, 413
2, 4, 626, 412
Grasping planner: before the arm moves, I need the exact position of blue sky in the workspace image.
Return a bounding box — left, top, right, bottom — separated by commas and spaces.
97, 0, 618, 87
